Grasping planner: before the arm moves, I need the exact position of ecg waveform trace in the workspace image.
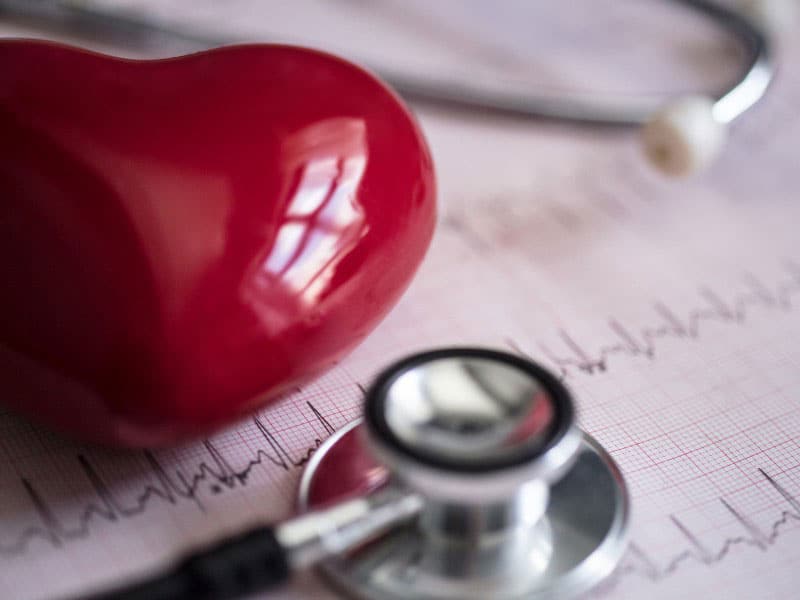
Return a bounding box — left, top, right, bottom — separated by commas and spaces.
609, 467, 800, 587
0, 402, 336, 557
0, 263, 798, 594
531, 262, 800, 379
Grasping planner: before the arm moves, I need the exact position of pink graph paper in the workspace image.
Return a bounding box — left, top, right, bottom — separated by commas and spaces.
1, 2, 799, 599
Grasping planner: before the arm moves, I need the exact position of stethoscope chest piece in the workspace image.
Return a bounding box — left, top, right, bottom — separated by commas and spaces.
298, 348, 629, 600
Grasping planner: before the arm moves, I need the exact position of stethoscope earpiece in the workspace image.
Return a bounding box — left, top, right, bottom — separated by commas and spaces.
642, 95, 727, 177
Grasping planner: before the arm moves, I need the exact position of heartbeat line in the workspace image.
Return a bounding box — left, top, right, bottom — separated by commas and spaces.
1, 263, 799, 587
509, 261, 800, 379
505, 261, 800, 587
0, 401, 337, 557
597, 467, 800, 592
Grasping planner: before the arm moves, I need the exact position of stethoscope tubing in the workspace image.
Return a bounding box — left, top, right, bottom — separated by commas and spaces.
379, 0, 772, 125
0, 0, 773, 126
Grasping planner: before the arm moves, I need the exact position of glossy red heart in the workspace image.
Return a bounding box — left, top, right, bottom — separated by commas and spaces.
0, 41, 435, 447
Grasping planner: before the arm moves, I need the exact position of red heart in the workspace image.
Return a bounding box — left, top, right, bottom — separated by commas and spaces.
0, 41, 436, 447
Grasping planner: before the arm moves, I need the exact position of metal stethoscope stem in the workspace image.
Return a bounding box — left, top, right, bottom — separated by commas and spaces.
80, 488, 422, 600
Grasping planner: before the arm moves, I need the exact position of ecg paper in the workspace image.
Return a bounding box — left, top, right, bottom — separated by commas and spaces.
1, 2, 800, 599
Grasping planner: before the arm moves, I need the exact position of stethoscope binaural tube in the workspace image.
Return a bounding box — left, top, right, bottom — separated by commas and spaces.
0, 0, 777, 176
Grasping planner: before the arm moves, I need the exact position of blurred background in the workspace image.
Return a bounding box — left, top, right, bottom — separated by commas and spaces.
0, 1, 746, 109
2, 3, 800, 600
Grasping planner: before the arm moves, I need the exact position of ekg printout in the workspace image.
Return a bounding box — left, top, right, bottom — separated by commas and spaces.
1, 2, 800, 599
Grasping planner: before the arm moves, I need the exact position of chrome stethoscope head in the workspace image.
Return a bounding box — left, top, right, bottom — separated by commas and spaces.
364, 348, 582, 505
298, 347, 630, 600
86, 348, 629, 600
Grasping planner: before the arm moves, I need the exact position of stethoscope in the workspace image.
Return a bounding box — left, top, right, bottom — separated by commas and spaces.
84, 348, 629, 600
5, 2, 774, 598
0, 0, 777, 175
